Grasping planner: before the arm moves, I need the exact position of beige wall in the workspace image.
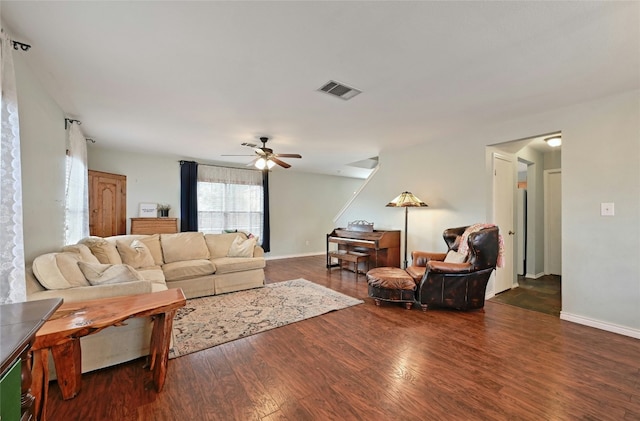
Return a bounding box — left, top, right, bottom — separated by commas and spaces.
15, 53, 67, 263
88, 147, 362, 257
87, 146, 181, 234
337, 89, 640, 336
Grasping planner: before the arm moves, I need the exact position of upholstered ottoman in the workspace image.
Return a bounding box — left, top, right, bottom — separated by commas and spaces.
366, 267, 417, 309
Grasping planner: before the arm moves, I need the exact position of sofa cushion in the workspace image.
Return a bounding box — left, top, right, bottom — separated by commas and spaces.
116, 239, 156, 269
205, 232, 249, 259
136, 265, 166, 285
61, 244, 101, 264
444, 250, 467, 263
79, 237, 122, 264
406, 265, 426, 282
78, 262, 144, 286
162, 259, 215, 281
211, 257, 265, 274
32, 252, 91, 290
227, 235, 257, 258
138, 234, 164, 266
161, 232, 210, 264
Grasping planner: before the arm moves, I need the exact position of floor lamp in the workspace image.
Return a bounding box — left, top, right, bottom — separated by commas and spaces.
386, 191, 428, 269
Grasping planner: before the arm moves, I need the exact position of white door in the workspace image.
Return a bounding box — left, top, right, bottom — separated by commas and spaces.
545, 169, 562, 275
493, 154, 515, 294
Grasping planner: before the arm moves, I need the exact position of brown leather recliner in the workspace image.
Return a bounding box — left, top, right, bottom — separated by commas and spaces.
406, 225, 500, 311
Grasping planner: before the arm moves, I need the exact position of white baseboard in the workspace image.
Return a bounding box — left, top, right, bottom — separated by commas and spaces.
265, 252, 325, 261
524, 272, 545, 279
560, 311, 640, 339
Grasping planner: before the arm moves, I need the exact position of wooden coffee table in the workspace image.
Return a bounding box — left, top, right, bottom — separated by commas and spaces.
30, 288, 186, 421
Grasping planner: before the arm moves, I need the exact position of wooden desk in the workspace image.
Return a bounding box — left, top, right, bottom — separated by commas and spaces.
31, 289, 186, 421
1, 298, 62, 421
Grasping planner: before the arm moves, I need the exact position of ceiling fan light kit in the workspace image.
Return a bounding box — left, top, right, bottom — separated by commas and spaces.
255, 157, 276, 170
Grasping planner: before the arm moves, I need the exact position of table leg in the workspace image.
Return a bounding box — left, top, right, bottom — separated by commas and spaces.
31, 348, 49, 421
50, 339, 82, 400
149, 310, 177, 392
21, 351, 36, 421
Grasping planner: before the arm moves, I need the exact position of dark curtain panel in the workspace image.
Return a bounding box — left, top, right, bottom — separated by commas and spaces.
180, 160, 198, 232
262, 170, 271, 252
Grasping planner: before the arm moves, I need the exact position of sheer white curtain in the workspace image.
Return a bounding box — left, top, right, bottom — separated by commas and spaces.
64, 122, 89, 244
197, 165, 263, 239
0, 31, 26, 304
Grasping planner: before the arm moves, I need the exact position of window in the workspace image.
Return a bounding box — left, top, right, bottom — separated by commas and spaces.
64, 123, 89, 244
197, 165, 263, 240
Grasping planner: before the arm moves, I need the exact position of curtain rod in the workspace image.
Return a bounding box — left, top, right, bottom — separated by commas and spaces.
64, 118, 81, 129
11, 40, 31, 51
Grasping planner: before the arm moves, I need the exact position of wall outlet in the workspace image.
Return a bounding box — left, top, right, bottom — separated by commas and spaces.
600, 202, 615, 216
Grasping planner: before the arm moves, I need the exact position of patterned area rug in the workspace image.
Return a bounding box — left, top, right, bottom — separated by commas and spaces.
169, 278, 363, 358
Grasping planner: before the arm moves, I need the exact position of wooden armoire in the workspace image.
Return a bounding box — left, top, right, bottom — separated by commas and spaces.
88, 170, 126, 237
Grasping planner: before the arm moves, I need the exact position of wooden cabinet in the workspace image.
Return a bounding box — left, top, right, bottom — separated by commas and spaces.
0, 299, 62, 421
130, 218, 178, 235
89, 170, 126, 237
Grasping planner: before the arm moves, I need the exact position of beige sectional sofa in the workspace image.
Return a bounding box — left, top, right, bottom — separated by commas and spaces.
26, 231, 265, 374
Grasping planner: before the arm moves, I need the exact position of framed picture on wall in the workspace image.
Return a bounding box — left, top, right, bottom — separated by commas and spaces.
139, 203, 157, 218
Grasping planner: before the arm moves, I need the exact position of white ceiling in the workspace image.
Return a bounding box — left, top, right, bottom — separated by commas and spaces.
2, 1, 638, 178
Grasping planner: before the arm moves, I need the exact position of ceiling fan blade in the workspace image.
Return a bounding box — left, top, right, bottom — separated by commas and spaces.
274, 153, 302, 158
270, 157, 291, 169
221, 154, 256, 156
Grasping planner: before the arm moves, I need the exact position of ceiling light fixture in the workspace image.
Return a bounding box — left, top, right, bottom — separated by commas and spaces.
545, 136, 562, 147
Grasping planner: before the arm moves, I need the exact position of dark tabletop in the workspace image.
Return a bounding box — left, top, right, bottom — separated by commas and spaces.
0, 298, 62, 374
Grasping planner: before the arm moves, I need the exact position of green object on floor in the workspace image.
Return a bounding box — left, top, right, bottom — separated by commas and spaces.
0, 359, 21, 421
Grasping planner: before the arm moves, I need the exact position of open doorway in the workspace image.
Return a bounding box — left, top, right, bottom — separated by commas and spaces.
487, 132, 562, 316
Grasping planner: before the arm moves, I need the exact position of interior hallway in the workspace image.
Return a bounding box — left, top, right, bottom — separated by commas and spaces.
489, 275, 561, 317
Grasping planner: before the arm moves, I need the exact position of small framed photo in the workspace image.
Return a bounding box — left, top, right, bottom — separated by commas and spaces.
139, 203, 157, 218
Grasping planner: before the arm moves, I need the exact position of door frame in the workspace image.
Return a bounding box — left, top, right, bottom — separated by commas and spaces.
492, 152, 517, 294
544, 168, 562, 275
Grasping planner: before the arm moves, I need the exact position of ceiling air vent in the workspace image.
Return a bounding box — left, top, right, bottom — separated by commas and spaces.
318, 80, 362, 100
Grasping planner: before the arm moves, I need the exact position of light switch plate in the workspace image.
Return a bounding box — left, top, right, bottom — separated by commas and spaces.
601, 202, 615, 216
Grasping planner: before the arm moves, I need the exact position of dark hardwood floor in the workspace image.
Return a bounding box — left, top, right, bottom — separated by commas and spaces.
490, 275, 562, 316
44, 256, 640, 420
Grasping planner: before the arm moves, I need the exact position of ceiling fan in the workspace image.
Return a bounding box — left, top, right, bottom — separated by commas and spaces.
223, 137, 302, 169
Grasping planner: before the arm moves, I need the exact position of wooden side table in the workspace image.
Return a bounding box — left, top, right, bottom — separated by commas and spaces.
31, 289, 186, 421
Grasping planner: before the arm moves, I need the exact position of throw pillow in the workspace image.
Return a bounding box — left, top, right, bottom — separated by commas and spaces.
78, 236, 122, 264
116, 239, 156, 269
444, 250, 467, 264
78, 261, 144, 286
227, 235, 256, 258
